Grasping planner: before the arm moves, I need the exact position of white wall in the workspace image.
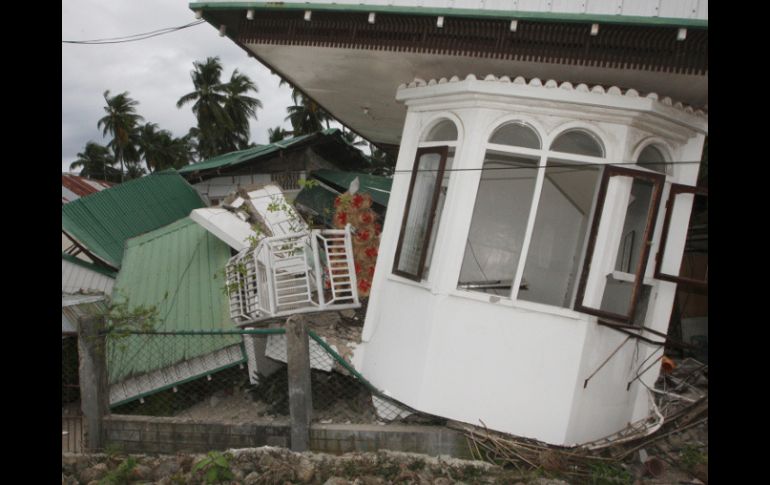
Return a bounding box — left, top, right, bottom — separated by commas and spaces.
359, 79, 707, 445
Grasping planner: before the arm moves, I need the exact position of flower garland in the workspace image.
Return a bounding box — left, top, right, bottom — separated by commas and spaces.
332, 191, 381, 298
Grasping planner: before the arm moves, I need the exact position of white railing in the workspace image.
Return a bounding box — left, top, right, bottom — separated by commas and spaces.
226, 224, 360, 323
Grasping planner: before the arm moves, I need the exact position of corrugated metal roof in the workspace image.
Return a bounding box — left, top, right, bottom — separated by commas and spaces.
62, 254, 116, 294
62, 174, 113, 204
312, 169, 392, 207
108, 217, 240, 385
177, 128, 339, 175
61, 295, 108, 335
61, 171, 205, 268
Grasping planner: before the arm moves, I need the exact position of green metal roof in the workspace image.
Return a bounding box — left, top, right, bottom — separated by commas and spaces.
61, 253, 118, 279
61, 171, 205, 268
108, 217, 240, 384
190, 2, 707, 28
312, 169, 392, 208
178, 128, 340, 175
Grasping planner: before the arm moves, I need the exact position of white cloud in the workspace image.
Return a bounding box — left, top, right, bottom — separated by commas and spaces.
62, 0, 296, 172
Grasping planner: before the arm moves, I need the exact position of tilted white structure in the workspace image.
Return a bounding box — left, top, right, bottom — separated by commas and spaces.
356, 75, 707, 445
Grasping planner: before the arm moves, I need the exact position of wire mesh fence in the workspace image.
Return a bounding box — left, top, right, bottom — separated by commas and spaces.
104, 325, 438, 427
62, 335, 84, 453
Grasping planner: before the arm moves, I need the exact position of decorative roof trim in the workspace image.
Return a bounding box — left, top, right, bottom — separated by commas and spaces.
398, 74, 707, 119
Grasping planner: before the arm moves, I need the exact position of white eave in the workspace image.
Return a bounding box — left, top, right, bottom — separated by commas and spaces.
396, 74, 708, 134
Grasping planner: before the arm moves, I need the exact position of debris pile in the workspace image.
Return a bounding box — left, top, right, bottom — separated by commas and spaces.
457, 357, 708, 483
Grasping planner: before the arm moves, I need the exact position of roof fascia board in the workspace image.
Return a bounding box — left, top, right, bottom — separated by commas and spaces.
190, 2, 708, 29
62, 252, 118, 279
398, 82, 707, 135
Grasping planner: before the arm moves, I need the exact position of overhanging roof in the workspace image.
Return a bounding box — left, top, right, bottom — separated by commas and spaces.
192, 2, 707, 147
61, 171, 205, 268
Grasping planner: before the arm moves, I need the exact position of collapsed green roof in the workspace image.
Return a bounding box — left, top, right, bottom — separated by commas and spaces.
108, 217, 242, 394
177, 128, 367, 177
295, 169, 393, 226
61, 171, 205, 268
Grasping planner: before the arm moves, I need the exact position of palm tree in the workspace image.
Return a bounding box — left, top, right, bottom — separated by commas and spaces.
98, 90, 143, 182
137, 122, 194, 172
177, 57, 231, 159
223, 69, 262, 150
285, 92, 332, 135
267, 125, 288, 143
70, 141, 116, 181
178, 58, 262, 158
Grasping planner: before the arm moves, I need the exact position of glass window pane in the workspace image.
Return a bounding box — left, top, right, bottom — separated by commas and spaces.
394, 148, 450, 280
422, 120, 458, 142
550, 130, 604, 157
637, 145, 670, 175
489, 122, 541, 149
457, 151, 539, 296
423, 149, 453, 279
576, 168, 664, 323
518, 162, 600, 307
657, 188, 708, 286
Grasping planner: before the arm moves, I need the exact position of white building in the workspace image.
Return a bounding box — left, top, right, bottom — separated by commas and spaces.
193, 0, 707, 445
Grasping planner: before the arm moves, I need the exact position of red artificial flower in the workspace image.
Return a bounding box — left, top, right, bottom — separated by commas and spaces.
364, 245, 378, 259
352, 193, 365, 208
357, 209, 374, 226
374, 223, 382, 236
358, 278, 372, 293
356, 229, 371, 243
334, 211, 348, 228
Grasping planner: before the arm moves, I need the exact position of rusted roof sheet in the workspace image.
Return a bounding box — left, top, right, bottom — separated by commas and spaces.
62, 174, 113, 204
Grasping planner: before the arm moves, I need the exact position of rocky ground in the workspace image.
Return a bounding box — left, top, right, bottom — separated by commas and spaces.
62, 422, 707, 485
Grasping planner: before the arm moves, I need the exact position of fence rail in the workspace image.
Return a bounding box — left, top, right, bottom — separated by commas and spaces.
102, 325, 424, 430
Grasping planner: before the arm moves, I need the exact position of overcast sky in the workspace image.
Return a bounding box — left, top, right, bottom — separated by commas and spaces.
62, 0, 302, 173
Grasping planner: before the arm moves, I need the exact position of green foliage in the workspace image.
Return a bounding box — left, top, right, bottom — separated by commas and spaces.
103, 441, 126, 460
99, 456, 137, 485
680, 443, 708, 470
587, 463, 633, 485
102, 291, 160, 352
298, 178, 319, 189
192, 451, 235, 484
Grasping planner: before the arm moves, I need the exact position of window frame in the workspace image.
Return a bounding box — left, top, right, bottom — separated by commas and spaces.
654, 183, 708, 288
573, 165, 666, 323
392, 145, 450, 282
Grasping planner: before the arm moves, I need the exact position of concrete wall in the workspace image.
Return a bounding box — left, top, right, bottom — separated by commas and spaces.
103, 415, 470, 458
360, 80, 707, 445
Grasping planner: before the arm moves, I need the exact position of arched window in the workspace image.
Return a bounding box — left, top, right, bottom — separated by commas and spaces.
550, 129, 604, 157
394, 118, 458, 281
637, 144, 671, 176
489, 122, 541, 149
422, 119, 458, 143
458, 123, 603, 309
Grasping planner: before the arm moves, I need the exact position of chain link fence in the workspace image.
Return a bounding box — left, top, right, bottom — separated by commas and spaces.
62, 335, 84, 453
105, 324, 438, 427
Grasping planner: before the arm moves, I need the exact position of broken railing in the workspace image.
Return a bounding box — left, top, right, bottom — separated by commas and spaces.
226, 225, 360, 324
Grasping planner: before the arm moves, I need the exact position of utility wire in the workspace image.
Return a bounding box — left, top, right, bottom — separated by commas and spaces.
63, 20, 205, 44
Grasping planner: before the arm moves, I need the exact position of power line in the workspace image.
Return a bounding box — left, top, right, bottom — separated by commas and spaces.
62, 20, 205, 45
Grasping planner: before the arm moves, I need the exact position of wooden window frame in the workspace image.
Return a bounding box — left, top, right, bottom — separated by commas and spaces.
654, 184, 708, 288
574, 165, 665, 324
392, 146, 449, 282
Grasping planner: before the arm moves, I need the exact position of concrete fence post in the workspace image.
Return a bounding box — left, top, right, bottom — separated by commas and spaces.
286, 315, 313, 452
77, 315, 109, 451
